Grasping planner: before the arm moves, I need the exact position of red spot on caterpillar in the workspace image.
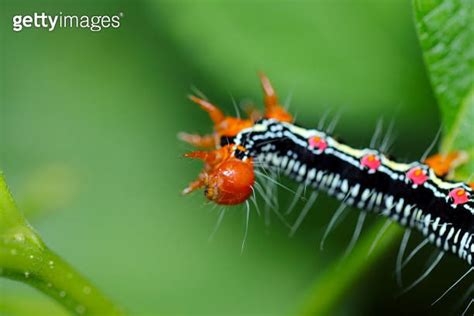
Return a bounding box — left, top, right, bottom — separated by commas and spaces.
183, 145, 255, 205
361, 154, 381, 171
406, 167, 428, 185
448, 188, 470, 205
308, 136, 328, 151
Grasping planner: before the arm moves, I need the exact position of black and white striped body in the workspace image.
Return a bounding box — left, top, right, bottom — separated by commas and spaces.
232, 119, 474, 266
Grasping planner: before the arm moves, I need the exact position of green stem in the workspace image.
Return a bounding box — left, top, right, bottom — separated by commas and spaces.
298, 222, 403, 315
0, 173, 122, 315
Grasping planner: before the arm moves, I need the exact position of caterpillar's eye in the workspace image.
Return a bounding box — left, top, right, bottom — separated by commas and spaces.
206, 160, 255, 205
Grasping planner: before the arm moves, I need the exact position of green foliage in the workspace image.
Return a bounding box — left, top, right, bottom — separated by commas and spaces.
414, 0, 474, 178
148, 1, 430, 123
0, 175, 122, 315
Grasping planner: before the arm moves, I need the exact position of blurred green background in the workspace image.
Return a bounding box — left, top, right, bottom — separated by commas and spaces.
0, 1, 469, 315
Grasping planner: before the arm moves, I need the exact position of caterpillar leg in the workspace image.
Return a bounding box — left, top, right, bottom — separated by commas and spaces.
258, 72, 293, 123
424, 151, 468, 177
178, 132, 217, 148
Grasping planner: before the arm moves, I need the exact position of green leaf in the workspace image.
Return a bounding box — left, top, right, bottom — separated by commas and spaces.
414, 0, 474, 178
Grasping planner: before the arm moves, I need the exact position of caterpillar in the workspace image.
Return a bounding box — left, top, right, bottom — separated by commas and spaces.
180, 74, 474, 305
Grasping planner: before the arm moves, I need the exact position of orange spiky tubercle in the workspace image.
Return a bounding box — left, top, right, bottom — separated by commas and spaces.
180, 73, 293, 205
424, 151, 468, 177
423, 151, 474, 190
258, 72, 293, 123
187, 95, 254, 143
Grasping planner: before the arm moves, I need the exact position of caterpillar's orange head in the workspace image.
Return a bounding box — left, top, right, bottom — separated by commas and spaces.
183, 145, 255, 205
205, 158, 255, 205
179, 73, 291, 205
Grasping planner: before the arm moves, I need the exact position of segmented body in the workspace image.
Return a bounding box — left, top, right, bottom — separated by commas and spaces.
232, 119, 474, 266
